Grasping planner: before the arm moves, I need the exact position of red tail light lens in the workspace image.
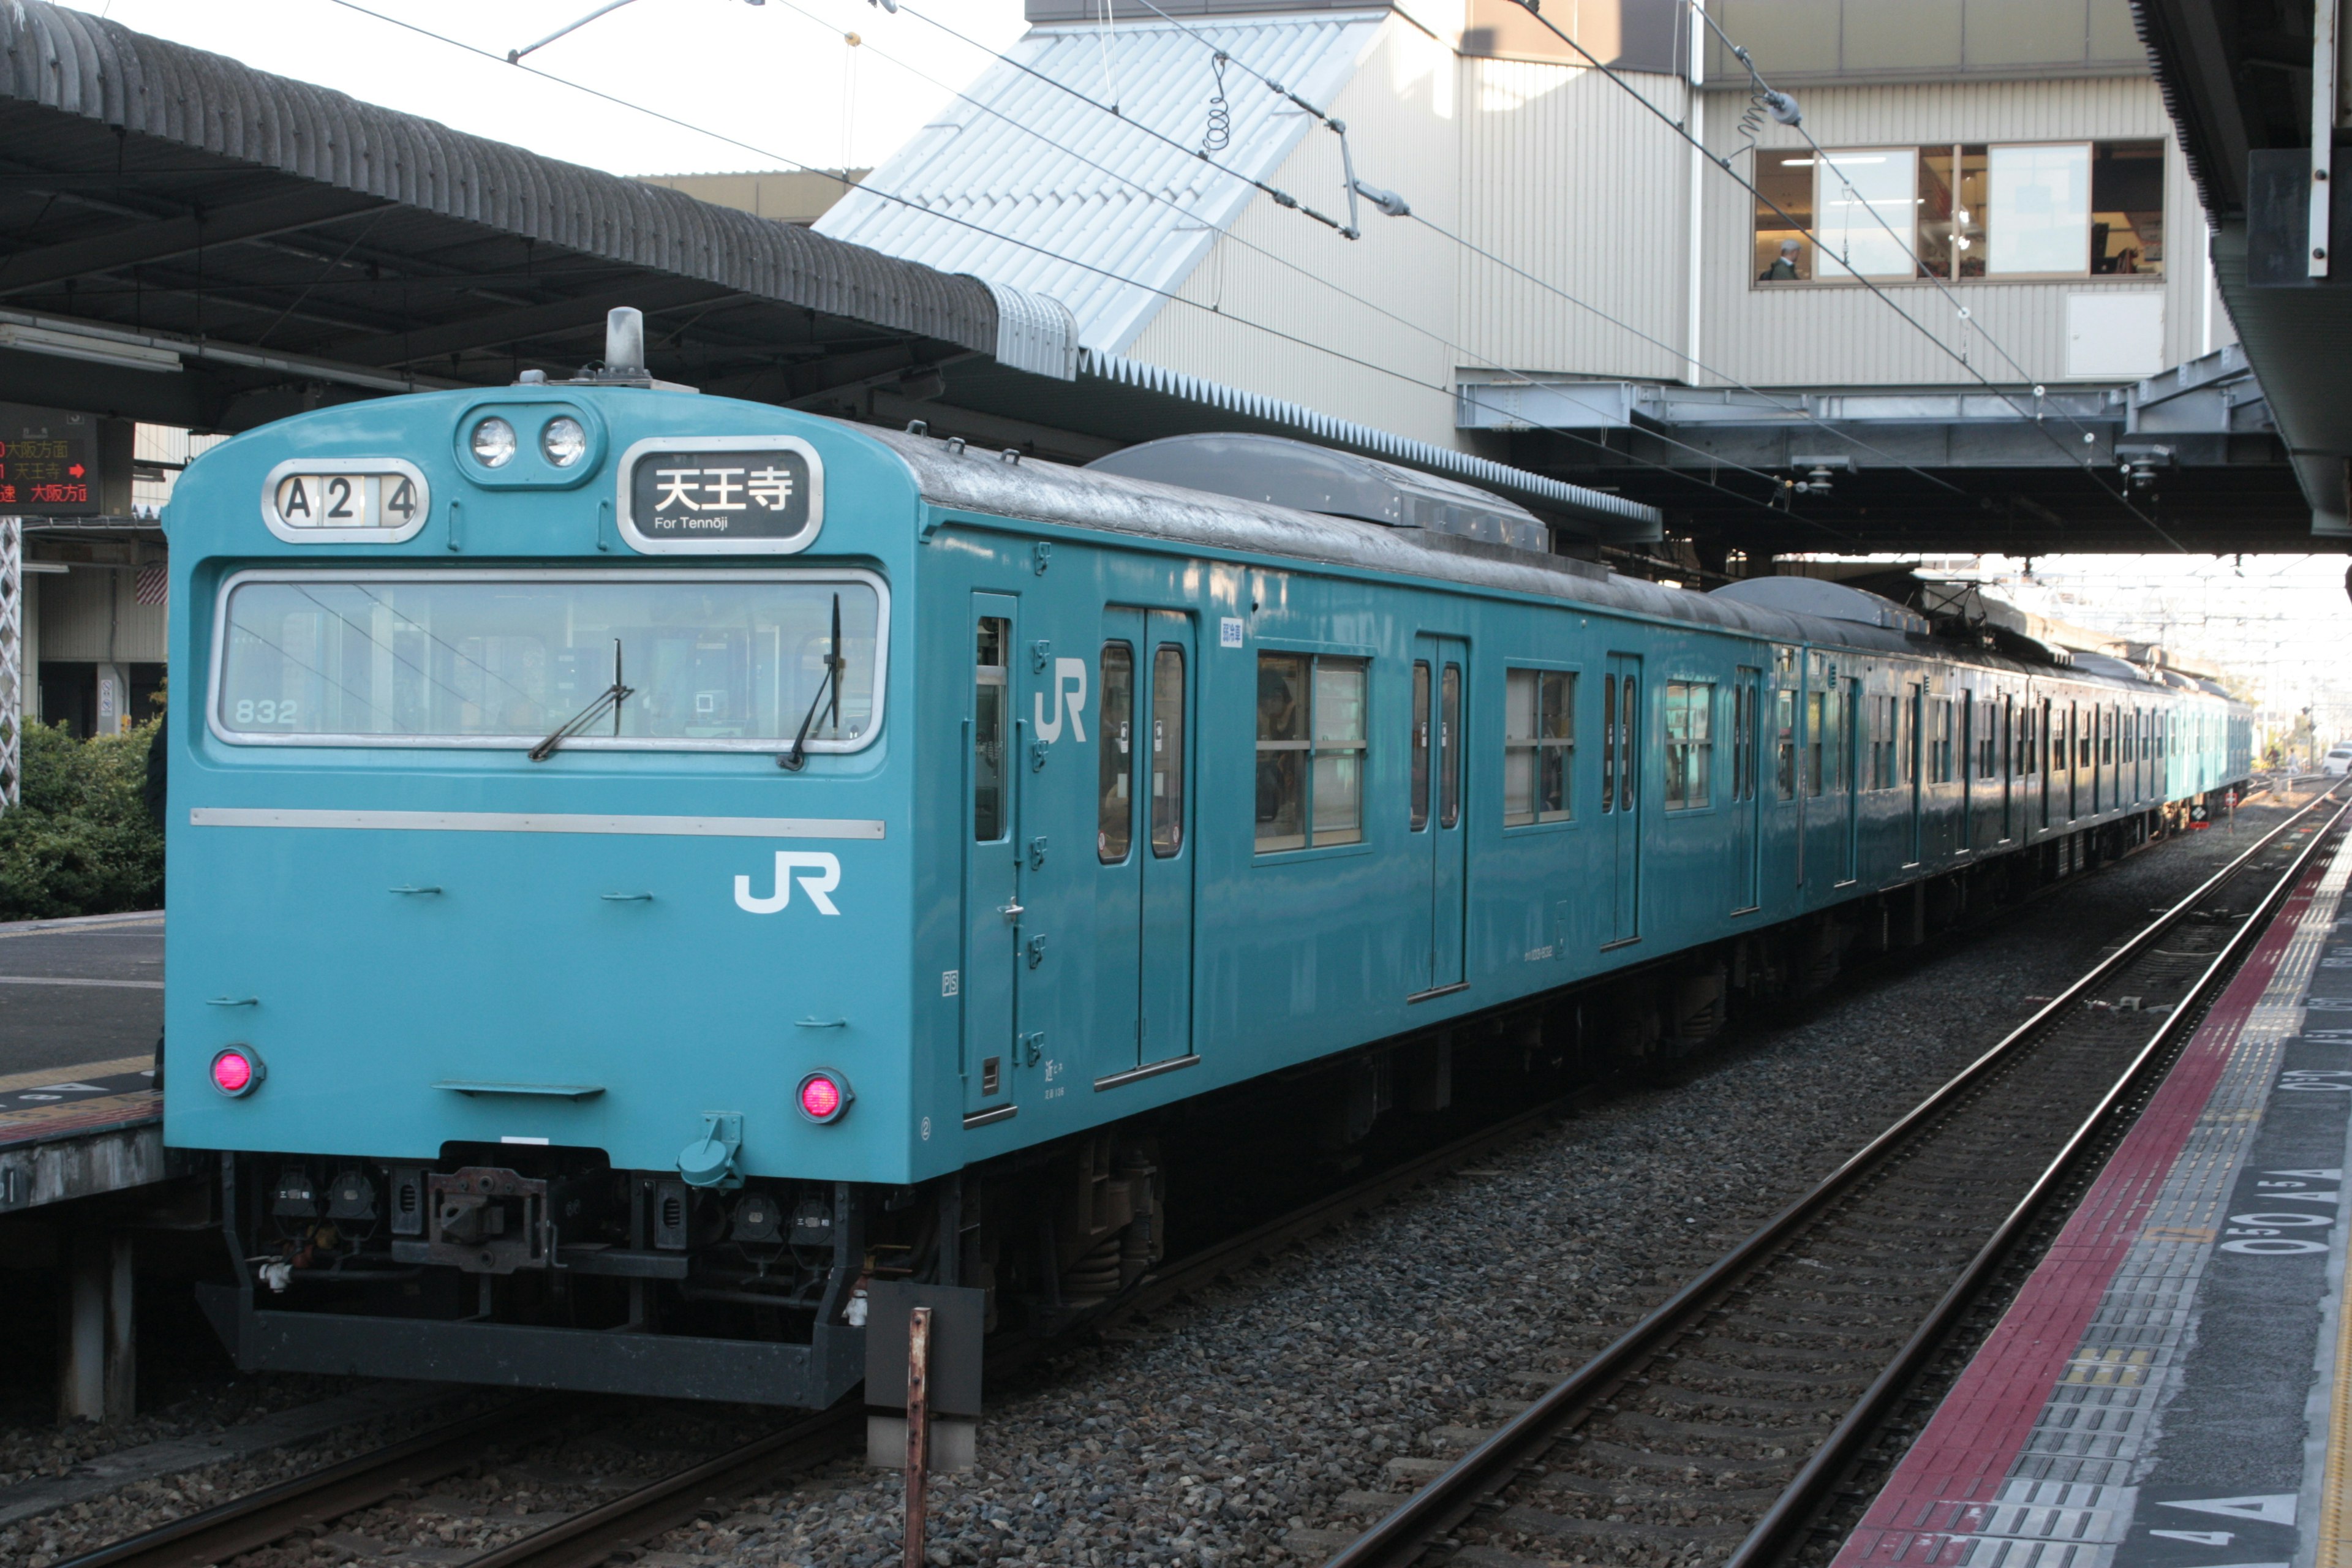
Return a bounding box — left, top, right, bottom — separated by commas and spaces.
210, 1047, 263, 1096
797, 1071, 851, 1123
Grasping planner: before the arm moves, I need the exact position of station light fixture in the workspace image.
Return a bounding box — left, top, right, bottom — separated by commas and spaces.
0, 322, 184, 374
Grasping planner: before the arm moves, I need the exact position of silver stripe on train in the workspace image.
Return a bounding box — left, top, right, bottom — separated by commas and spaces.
190, 808, 886, 840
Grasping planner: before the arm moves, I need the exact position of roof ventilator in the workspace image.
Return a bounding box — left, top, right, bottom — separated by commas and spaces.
1086, 432, 1558, 556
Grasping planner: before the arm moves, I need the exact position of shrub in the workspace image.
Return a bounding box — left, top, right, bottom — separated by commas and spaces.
0, 720, 165, 919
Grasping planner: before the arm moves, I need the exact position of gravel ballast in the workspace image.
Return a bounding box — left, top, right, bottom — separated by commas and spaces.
0, 803, 2301, 1568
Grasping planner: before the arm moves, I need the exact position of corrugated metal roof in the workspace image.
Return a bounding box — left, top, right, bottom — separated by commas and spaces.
816, 11, 1386, 355
0, 0, 998, 356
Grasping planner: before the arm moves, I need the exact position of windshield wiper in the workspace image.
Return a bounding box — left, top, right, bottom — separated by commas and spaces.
530, 639, 633, 762
780, 594, 843, 772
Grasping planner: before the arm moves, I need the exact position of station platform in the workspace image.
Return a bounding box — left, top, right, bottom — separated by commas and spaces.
0, 911, 173, 1215
1836, 823, 2352, 1568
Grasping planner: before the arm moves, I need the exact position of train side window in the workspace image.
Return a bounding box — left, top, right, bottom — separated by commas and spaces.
1098, 643, 1134, 864
1504, 668, 1575, 825
1256, 652, 1366, 852
1151, 645, 1185, 858
1773, 689, 1795, 800
1410, 662, 1431, 831
974, 617, 1009, 843
1932, 699, 1955, 783
2101, 709, 2114, 764
1438, 663, 1463, 830
1663, 681, 1713, 810
1323, 659, 1372, 843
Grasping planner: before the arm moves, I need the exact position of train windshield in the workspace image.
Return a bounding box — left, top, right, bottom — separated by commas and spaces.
212, 570, 884, 752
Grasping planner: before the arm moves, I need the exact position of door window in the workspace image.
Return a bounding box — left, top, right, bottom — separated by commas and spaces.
1150, 645, 1185, 857
1438, 662, 1463, 829
1616, 673, 1637, 809
1663, 681, 1713, 809
974, 617, 1009, 842
1410, 661, 1431, 831
1098, 643, 1134, 863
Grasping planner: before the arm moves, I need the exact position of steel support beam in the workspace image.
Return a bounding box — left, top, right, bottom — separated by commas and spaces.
0, 188, 388, 296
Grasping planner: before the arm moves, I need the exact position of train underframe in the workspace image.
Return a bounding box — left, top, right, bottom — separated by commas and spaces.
198, 800, 2224, 1407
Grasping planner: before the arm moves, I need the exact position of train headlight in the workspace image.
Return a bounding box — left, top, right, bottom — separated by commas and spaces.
210, 1047, 265, 1097
541, 416, 588, 468
469, 416, 517, 468
797, 1070, 852, 1124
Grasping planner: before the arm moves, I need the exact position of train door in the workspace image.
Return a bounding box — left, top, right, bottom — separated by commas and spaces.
2039, 698, 2054, 830
1094, 609, 1196, 1079
1841, 677, 1861, 883
2000, 694, 2015, 843
2067, 703, 2081, 820
1907, 680, 1924, 866
1411, 635, 1470, 992
1732, 668, 1761, 913
964, 597, 1023, 1121
1602, 652, 1642, 946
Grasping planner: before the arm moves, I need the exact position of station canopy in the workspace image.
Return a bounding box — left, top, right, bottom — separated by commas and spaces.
0, 1, 1651, 544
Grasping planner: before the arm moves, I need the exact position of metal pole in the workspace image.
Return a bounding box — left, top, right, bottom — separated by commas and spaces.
0, 516, 20, 813
903, 1305, 931, 1568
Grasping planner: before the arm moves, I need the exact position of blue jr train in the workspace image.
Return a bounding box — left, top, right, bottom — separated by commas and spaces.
167, 313, 2251, 1408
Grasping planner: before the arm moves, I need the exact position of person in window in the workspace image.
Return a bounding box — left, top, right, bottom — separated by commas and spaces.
1761, 239, 1802, 282
1256, 666, 1300, 830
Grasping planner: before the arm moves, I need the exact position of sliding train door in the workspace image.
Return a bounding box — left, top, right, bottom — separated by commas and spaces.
1410, 634, 1470, 993
1094, 608, 1196, 1080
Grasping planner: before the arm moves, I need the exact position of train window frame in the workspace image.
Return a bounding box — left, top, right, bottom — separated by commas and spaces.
1662, 680, 1715, 812
1773, 687, 1796, 801
1254, 645, 1373, 859
1502, 665, 1577, 828
207, 567, 890, 755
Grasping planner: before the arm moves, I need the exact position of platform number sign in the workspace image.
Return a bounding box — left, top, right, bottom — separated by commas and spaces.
262, 459, 431, 543
619, 436, 824, 554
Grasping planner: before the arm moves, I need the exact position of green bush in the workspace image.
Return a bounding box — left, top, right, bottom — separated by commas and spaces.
0, 720, 165, 920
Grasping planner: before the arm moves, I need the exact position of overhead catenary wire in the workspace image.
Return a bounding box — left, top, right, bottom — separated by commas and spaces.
323, 0, 1806, 527
1498, 0, 2189, 552
885, 0, 1972, 503
767, 0, 1855, 529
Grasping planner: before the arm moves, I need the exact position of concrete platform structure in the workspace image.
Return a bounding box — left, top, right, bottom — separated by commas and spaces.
1836, 819, 2352, 1568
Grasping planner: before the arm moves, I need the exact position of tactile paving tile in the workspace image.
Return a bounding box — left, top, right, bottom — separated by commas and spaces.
1835, 834, 2352, 1568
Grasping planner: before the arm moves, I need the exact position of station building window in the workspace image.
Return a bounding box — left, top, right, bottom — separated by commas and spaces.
1503, 668, 1574, 825
1256, 652, 1366, 852
1755, 139, 2163, 285
1663, 682, 1713, 809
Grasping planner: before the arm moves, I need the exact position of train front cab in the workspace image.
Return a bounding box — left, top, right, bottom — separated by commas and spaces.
168, 383, 941, 1408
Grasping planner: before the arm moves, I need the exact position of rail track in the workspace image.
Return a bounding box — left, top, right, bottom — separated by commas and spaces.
59, 793, 2328, 1568
1321, 782, 2351, 1568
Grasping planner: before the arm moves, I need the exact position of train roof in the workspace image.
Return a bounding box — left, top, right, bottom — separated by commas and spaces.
865, 423, 2227, 702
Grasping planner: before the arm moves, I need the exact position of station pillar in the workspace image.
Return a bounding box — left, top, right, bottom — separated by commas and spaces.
59, 1229, 134, 1425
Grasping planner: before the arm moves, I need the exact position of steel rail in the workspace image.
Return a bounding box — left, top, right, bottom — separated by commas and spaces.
1725, 785, 2352, 1568
456, 1403, 861, 1568
51, 1395, 578, 1568
1321, 783, 2350, 1568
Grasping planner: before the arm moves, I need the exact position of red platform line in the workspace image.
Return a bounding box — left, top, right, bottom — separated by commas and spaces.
1833, 845, 2337, 1568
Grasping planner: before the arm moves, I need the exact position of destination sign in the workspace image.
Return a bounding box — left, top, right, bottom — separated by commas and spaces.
0, 404, 99, 516
624, 440, 823, 554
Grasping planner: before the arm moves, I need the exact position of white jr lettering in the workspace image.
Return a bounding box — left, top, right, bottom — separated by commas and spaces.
734, 851, 842, 916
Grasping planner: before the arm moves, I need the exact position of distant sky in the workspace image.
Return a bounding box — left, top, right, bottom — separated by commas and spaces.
71, 0, 1030, 176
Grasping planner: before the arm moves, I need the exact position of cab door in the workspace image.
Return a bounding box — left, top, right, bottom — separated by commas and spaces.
1093, 609, 1196, 1079
963, 597, 1022, 1121
1410, 635, 1469, 994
